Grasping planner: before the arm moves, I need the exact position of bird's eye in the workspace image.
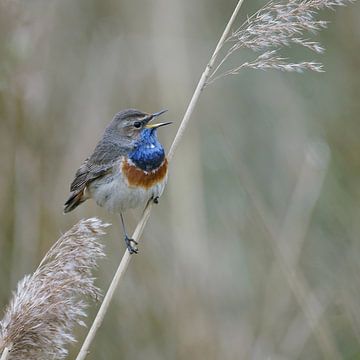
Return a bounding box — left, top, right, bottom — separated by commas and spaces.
133, 121, 142, 128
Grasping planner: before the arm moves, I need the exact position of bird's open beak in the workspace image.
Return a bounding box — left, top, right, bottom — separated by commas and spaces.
145, 109, 172, 129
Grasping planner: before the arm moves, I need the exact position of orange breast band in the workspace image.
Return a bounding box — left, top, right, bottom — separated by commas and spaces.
122, 158, 168, 189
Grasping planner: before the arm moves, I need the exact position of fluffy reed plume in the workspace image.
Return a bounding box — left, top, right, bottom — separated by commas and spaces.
207, 0, 354, 84
0, 218, 108, 360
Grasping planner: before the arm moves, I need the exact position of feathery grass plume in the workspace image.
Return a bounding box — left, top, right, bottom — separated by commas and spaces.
0, 218, 109, 360
207, 0, 354, 85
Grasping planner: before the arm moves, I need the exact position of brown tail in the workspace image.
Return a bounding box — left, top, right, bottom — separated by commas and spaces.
64, 190, 87, 213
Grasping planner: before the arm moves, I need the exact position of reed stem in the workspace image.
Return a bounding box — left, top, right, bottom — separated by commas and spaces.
75, 1, 245, 359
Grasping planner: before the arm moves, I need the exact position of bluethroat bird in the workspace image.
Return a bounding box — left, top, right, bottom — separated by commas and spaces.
64, 109, 171, 254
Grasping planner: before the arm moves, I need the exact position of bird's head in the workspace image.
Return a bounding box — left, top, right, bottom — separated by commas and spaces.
106, 109, 171, 144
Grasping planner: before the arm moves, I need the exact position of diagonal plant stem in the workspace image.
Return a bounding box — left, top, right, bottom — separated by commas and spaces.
75, 206, 152, 360
75, 1, 245, 359
168, 0, 245, 160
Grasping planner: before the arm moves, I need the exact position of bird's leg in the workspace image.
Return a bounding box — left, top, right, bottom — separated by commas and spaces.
120, 213, 138, 254
144, 196, 159, 209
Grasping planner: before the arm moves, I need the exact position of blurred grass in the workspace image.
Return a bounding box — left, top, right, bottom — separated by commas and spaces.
1, 0, 360, 359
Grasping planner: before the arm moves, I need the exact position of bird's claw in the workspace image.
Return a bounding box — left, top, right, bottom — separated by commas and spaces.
125, 236, 138, 254
153, 196, 159, 204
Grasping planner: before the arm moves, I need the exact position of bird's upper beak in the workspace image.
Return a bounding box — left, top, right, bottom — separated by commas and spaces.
145, 109, 172, 129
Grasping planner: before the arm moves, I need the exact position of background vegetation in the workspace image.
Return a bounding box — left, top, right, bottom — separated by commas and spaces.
1, 0, 360, 358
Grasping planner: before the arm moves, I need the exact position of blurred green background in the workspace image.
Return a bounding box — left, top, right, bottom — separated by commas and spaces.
1, 0, 360, 359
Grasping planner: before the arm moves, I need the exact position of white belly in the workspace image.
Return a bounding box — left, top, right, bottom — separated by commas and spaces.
87, 164, 167, 213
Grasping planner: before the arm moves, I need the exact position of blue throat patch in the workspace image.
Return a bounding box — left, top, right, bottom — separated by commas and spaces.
129, 128, 165, 172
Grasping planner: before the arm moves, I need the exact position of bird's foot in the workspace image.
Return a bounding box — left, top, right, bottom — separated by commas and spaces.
153, 196, 159, 204
124, 236, 138, 254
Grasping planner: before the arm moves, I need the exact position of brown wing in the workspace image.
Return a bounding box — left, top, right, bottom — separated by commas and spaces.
69, 158, 89, 192
70, 159, 114, 191
64, 159, 113, 213
70, 138, 129, 190
64, 138, 128, 213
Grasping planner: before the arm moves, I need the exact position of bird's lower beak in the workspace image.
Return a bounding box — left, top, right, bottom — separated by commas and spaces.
145, 121, 172, 129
